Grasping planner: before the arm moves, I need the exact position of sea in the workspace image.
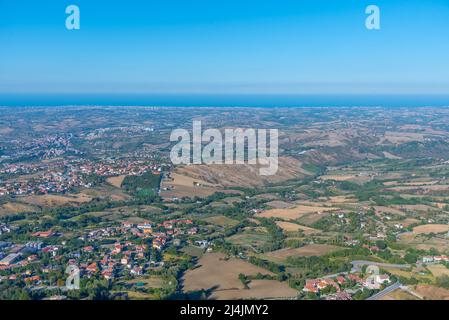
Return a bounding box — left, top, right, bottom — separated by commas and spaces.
0, 94, 448, 108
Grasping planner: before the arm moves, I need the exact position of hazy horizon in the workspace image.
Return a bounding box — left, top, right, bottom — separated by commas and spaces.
1, 93, 449, 108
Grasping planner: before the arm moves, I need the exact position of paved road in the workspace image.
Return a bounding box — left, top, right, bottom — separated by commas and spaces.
351, 260, 410, 270
322, 271, 349, 279
30, 285, 68, 292
323, 261, 410, 278
366, 282, 401, 300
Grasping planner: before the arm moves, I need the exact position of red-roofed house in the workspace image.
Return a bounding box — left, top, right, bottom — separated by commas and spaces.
86, 262, 98, 273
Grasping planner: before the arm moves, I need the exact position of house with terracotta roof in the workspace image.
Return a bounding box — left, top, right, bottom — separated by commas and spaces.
336, 276, 346, 285
24, 275, 41, 284
86, 262, 98, 273
102, 269, 114, 280
152, 237, 166, 250
82, 246, 94, 252
32, 230, 54, 238
347, 274, 363, 283
303, 278, 340, 294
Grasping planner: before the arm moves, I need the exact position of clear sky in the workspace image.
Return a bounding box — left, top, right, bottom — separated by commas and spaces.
0, 0, 449, 94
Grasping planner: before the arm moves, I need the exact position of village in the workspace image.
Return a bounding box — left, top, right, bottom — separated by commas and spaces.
0, 159, 167, 196
0, 215, 209, 299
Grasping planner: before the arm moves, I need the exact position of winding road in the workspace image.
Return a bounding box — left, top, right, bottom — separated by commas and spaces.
351, 260, 410, 272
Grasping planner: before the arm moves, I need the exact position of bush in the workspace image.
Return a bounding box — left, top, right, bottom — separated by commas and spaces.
436, 275, 449, 289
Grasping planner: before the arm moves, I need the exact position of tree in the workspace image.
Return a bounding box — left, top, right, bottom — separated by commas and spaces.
306, 292, 319, 300
375, 240, 387, 250
436, 275, 449, 289
404, 252, 419, 264
19, 290, 31, 300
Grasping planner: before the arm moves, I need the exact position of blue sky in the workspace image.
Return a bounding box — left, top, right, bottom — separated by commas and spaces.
0, 0, 449, 94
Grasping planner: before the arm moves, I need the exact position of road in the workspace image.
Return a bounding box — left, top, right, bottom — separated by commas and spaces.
366, 282, 401, 300
351, 261, 410, 272
323, 261, 410, 278
30, 285, 68, 292
322, 271, 349, 279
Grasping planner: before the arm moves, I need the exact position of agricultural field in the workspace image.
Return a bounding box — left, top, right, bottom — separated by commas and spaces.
427, 264, 449, 278
0, 202, 37, 215
202, 215, 240, 227
256, 204, 338, 221
226, 228, 271, 251
264, 244, 342, 263
379, 289, 420, 300
413, 285, 449, 300
21, 194, 92, 207
412, 224, 449, 235
3, 106, 449, 301
182, 253, 275, 294
210, 280, 298, 300
275, 221, 320, 235
106, 175, 127, 188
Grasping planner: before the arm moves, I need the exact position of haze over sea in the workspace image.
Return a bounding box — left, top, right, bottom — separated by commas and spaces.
1, 94, 449, 108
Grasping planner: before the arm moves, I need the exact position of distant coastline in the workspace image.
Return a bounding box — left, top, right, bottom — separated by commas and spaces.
0, 93, 448, 108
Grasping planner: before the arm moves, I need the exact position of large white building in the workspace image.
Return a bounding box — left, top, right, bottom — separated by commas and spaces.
0, 253, 21, 266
